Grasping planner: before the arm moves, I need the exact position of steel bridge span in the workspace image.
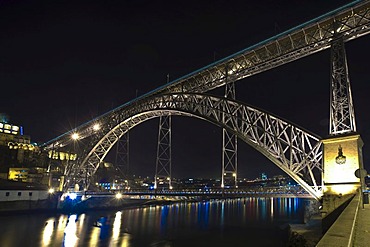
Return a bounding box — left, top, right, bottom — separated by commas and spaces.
84, 188, 312, 199
42, 1, 370, 201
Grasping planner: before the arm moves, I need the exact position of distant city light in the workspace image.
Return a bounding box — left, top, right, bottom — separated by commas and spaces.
115, 192, 122, 199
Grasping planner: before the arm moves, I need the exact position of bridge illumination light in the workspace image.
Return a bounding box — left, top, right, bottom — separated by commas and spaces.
93, 123, 100, 131
68, 193, 77, 200
115, 192, 122, 199
71, 133, 79, 140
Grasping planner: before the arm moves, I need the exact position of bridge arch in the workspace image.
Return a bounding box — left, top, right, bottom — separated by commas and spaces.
56, 93, 323, 200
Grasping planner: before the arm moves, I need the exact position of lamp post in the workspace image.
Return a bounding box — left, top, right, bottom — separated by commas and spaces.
70, 132, 80, 191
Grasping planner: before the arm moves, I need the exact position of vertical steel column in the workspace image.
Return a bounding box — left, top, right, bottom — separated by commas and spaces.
154, 115, 172, 189
221, 66, 238, 188
115, 132, 130, 180
329, 36, 356, 135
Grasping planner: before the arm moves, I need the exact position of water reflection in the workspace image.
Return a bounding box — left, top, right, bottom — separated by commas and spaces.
42, 219, 54, 246
89, 227, 100, 247
112, 211, 122, 242
63, 214, 78, 247
0, 197, 304, 247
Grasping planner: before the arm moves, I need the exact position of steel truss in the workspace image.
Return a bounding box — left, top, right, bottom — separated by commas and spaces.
114, 132, 130, 179
43, 0, 370, 150
330, 37, 356, 135
222, 77, 238, 188
53, 93, 323, 200
152, 1, 370, 96
41, 1, 370, 199
154, 115, 172, 189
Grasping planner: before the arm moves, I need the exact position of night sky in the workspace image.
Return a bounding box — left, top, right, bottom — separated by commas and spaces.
1, 0, 369, 179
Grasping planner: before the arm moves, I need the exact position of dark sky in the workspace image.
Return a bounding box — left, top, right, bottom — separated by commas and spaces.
1, 0, 369, 179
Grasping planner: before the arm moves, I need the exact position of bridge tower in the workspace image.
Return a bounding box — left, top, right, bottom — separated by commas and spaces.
321, 33, 365, 213
154, 115, 172, 190
114, 132, 130, 185
221, 67, 238, 188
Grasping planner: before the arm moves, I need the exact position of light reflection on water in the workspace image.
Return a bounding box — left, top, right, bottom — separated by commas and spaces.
0, 197, 304, 247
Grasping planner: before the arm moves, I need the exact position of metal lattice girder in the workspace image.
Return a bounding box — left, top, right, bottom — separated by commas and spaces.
222, 129, 238, 187
115, 132, 130, 178
154, 115, 172, 189
329, 37, 356, 135
42, 1, 370, 151
153, 1, 370, 95
37, 1, 370, 196
222, 79, 238, 188
57, 93, 323, 199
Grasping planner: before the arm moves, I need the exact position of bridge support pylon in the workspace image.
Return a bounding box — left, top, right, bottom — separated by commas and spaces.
321, 35, 364, 216
154, 115, 172, 190
321, 134, 364, 216
221, 67, 238, 189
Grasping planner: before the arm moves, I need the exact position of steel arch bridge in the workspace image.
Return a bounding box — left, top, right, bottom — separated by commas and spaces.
46, 93, 323, 200
42, 0, 370, 200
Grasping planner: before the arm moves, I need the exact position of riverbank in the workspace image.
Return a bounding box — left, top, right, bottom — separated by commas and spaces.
289, 214, 322, 246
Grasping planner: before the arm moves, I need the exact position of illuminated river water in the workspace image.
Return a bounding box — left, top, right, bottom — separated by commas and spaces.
0, 197, 305, 247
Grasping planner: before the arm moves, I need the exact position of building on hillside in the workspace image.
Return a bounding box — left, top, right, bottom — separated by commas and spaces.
0, 116, 45, 183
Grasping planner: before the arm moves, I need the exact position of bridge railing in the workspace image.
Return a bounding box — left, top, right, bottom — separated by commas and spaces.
111, 186, 312, 198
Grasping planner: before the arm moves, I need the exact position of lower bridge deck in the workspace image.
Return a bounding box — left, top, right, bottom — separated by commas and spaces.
84, 189, 313, 199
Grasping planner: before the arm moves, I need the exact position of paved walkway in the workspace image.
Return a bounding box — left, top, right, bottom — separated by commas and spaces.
315, 193, 370, 247
289, 193, 370, 246
352, 200, 370, 247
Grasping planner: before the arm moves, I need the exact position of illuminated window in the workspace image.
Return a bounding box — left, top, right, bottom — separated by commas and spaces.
12, 126, 19, 131
4, 124, 11, 130
0, 123, 3, 128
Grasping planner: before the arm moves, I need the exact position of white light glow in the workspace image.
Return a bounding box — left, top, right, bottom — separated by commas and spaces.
42, 219, 54, 247
93, 124, 100, 131
71, 133, 79, 140
111, 211, 122, 242
116, 193, 122, 199
68, 193, 77, 200
64, 215, 78, 247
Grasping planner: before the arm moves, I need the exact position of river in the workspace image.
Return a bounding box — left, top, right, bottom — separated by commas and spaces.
0, 197, 305, 247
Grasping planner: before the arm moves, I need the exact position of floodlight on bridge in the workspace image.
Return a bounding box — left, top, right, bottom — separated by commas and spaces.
93, 123, 100, 131
71, 133, 80, 140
